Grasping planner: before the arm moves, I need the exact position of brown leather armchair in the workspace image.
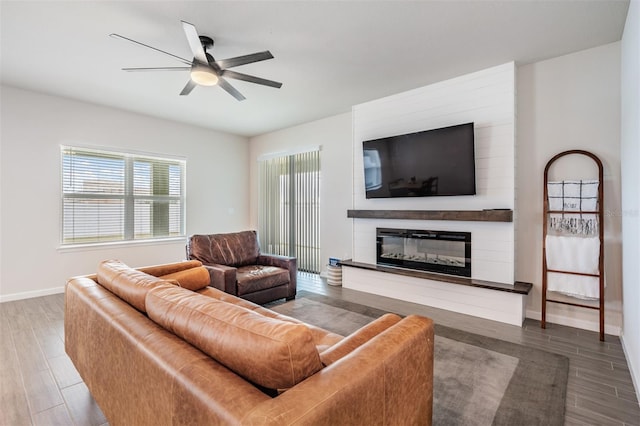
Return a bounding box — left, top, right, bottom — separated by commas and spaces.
186, 230, 296, 305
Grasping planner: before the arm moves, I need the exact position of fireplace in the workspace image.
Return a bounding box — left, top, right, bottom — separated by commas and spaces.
376, 228, 471, 277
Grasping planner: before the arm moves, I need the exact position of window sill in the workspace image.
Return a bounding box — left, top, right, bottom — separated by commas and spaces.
57, 237, 187, 253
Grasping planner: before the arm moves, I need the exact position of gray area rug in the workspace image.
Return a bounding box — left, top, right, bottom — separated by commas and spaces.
268, 291, 569, 426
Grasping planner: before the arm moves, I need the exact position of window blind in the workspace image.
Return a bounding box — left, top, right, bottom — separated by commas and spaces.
258, 149, 320, 273
61, 146, 185, 245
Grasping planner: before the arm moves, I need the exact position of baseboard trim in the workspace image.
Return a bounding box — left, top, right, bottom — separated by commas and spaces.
620, 332, 640, 401
0, 286, 65, 303
526, 309, 621, 336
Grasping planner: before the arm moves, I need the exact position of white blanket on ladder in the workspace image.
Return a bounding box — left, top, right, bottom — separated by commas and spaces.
545, 235, 601, 300
547, 180, 599, 236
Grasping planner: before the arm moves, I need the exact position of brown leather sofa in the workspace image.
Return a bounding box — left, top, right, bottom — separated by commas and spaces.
187, 230, 297, 304
65, 260, 434, 425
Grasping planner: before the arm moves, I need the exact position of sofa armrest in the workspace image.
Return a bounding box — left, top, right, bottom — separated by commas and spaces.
258, 254, 297, 299
319, 313, 402, 366
257, 254, 296, 270
203, 264, 237, 295
241, 315, 434, 425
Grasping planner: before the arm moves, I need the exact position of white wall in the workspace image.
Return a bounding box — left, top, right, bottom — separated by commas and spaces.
248, 113, 353, 275
0, 86, 250, 300
517, 42, 623, 334
620, 0, 640, 395
352, 62, 516, 285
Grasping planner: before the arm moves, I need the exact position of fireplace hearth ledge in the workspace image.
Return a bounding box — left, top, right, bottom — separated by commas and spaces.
338, 259, 532, 295
339, 260, 531, 326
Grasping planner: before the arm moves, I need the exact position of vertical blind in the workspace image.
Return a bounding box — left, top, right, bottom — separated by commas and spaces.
61, 146, 185, 245
258, 149, 321, 273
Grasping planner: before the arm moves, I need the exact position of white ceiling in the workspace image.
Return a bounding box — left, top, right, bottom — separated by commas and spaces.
1, 1, 629, 137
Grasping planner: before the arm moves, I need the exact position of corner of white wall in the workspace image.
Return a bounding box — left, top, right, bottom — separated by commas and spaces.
0, 86, 250, 300
620, 0, 640, 398
516, 42, 624, 334
248, 112, 354, 276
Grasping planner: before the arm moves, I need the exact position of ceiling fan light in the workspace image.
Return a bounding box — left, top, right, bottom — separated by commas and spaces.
191, 67, 218, 86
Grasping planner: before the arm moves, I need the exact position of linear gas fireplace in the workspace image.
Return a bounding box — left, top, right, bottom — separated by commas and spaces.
376, 228, 471, 277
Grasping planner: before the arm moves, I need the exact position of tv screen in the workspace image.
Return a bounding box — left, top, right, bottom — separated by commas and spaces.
363, 122, 476, 199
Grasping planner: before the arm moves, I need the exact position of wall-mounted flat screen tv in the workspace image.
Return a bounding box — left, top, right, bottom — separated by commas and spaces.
362, 122, 476, 199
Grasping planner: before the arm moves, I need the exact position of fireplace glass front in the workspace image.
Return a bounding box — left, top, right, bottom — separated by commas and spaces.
376, 228, 471, 277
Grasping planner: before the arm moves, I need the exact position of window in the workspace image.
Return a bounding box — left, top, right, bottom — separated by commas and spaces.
61, 146, 185, 246
258, 149, 321, 273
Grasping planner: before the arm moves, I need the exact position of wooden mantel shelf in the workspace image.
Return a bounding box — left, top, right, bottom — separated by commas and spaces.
347, 209, 513, 222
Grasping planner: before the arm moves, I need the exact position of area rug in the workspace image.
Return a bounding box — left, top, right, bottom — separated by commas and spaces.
268, 291, 569, 426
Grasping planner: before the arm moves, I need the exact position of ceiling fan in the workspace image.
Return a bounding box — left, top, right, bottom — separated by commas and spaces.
110, 21, 282, 101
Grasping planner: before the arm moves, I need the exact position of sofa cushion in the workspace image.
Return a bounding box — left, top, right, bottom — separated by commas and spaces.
159, 266, 210, 291
96, 260, 166, 312
188, 231, 260, 267
236, 265, 290, 296
197, 286, 344, 352
146, 285, 323, 390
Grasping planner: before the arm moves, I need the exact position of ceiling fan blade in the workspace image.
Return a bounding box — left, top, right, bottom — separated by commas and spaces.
181, 21, 208, 64
180, 79, 197, 96
123, 67, 191, 72
109, 33, 192, 65
217, 77, 246, 101
221, 70, 282, 88
216, 51, 274, 69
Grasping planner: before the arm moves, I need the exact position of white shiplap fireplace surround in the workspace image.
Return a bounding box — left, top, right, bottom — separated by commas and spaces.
344, 62, 530, 326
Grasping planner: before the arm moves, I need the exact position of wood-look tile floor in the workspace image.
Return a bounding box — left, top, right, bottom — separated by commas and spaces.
1, 273, 638, 425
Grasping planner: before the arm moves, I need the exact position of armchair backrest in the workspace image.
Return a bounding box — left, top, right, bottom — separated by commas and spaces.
188, 231, 260, 267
